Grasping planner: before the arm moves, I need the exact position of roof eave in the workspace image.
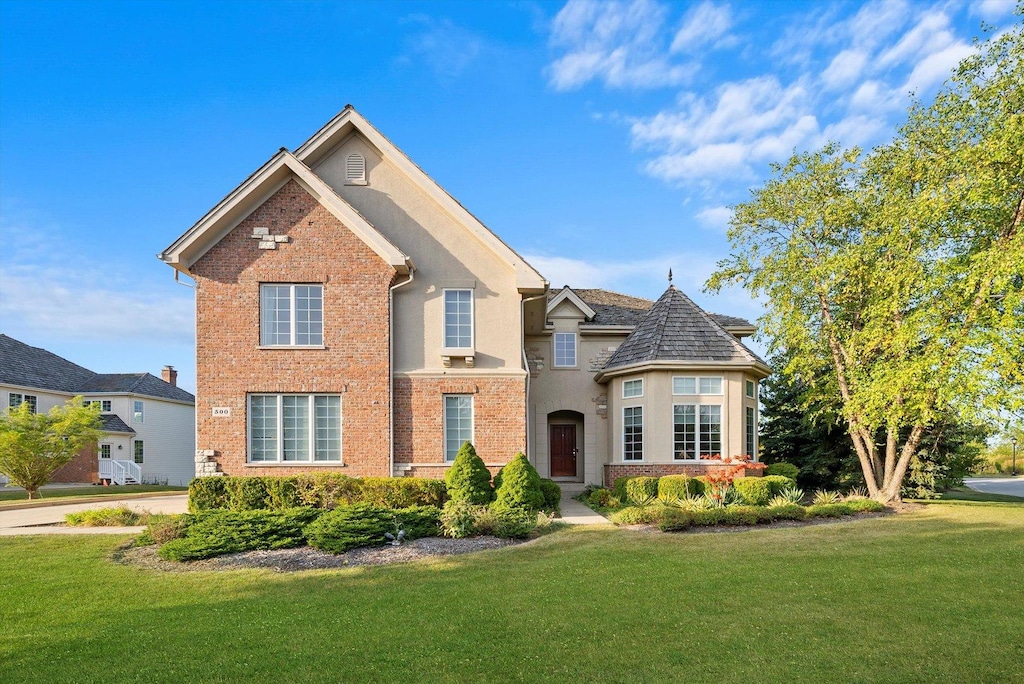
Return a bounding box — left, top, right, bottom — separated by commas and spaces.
594, 359, 772, 383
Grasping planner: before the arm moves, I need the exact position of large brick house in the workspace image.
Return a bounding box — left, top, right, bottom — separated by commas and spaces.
159, 107, 769, 486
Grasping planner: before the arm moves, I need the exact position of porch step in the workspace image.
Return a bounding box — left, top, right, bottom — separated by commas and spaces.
555, 482, 587, 496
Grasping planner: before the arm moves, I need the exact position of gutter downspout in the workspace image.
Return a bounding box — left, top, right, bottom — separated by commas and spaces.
389, 267, 416, 477
520, 292, 548, 465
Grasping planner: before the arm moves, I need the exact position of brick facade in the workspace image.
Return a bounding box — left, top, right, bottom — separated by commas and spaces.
52, 443, 98, 483
394, 375, 527, 478
604, 462, 761, 487
191, 180, 395, 477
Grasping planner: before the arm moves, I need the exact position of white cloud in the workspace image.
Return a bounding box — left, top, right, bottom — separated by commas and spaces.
901, 40, 976, 93
695, 205, 733, 232
399, 16, 485, 80
547, 0, 695, 89
670, 1, 735, 53
878, 9, 954, 67
821, 49, 868, 90
972, 0, 1016, 20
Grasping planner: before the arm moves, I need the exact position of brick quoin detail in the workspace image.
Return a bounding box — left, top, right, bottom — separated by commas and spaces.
191, 179, 395, 477
394, 376, 526, 478
603, 463, 762, 487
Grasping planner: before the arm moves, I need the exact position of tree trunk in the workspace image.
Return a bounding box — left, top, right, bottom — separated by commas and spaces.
26, 487, 39, 500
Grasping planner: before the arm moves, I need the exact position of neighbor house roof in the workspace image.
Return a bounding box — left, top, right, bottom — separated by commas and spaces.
599, 286, 768, 375
0, 334, 194, 404
99, 415, 136, 434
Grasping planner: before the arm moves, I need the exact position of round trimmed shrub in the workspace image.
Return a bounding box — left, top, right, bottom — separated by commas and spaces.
733, 477, 772, 506
765, 462, 800, 481
625, 477, 660, 506
444, 442, 493, 505
658, 474, 703, 502
492, 453, 544, 513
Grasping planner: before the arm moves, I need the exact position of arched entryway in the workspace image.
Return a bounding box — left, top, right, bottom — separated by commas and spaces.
547, 410, 584, 480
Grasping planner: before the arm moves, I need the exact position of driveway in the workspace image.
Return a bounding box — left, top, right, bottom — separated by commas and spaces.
0, 494, 189, 535
963, 477, 1024, 497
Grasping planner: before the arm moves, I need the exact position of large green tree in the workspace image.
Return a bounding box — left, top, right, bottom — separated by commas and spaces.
709, 23, 1023, 502
0, 397, 103, 499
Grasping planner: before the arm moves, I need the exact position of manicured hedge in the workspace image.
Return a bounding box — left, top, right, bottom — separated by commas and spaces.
765, 462, 800, 480
806, 502, 855, 518
612, 477, 630, 502
305, 504, 441, 553
189, 475, 447, 512
158, 508, 322, 561
625, 477, 660, 505
733, 477, 772, 506
539, 479, 562, 512
658, 475, 705, 501
766, 503, 807, 520
658, 509, 694, 531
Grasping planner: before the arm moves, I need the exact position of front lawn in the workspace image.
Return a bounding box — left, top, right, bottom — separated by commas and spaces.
2, 505, 1022, 682
0, 484, 187, 505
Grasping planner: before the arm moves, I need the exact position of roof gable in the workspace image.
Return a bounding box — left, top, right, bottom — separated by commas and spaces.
295, 106, 547, 293
159, 150, 410, 276
547, 287, 596, 320
600, 286, 767, 373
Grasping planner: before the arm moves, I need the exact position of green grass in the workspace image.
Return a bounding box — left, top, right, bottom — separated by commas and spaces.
0, 484, 186, 504
919, 487, 1024, 504
2, 505, 1023, 683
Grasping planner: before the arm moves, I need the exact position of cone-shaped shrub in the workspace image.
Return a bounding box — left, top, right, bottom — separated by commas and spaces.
492, 453, 544, 513
444, 442, 493, 504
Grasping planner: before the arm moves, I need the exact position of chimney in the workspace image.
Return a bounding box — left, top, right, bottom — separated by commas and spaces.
162, 365, 177, 387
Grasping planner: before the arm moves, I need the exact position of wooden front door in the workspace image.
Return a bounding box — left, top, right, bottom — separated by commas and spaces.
550, 425, 577, 478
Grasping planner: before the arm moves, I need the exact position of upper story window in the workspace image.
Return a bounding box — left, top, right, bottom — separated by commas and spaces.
261, 284, 324, 346
8, 393, 38, 413
672, 376, 723, 396
443, 289, 473, 350
344, 153, 367, 185
622, 378, 643, 398
87, 400, 112, 412
553, 332, 577, 368
746, 380, 756, 398
133, 400, 144, 423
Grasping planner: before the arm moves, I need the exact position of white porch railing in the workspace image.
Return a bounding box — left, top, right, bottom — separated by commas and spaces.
99, 459, 142, 485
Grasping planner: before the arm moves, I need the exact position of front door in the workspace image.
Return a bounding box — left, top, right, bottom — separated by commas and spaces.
550, 425, 577, 478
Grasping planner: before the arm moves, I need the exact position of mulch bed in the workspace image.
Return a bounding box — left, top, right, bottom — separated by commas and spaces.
113, 536, 524, 573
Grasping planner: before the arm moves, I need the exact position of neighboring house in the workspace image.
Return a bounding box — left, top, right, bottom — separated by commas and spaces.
159, 106, 769, 486
0, 334, 195, 485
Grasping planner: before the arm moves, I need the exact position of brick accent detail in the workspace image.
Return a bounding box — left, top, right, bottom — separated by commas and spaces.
603, 462, 761, 487
190, 179, 396, 477
393, 376, 526, 469
52, 443, 98, 483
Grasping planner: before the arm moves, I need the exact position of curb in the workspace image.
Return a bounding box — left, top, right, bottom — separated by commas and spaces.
0, 491, 188, 511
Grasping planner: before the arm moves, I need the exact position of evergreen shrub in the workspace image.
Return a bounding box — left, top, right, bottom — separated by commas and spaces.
492, 453, 544, 513
444, 442, 493, 505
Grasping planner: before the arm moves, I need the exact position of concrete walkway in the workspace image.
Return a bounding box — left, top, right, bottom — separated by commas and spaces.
963, 476, 1024, 497
0, 494, 189, 536
560, 494, 610, 525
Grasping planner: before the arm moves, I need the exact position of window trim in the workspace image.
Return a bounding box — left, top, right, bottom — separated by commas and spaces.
260, 283, 325, 348
87, 399, 112, 413
622, 378, 644, 398
442, 288, 474, 353
99, 444, 112, 459
746, 380, 756, 399
8, 393, 38, 413
673, 403, 723, 460
672, 376, 724, 396
746, 406, 757, 460
443, 394, 474, 463
246, 393, 343, 464
552, 332, 577, 368
622, 406, 644, 462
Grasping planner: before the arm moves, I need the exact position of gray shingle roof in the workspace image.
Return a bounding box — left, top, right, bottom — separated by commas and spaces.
559, 288, 753, 330
99, 414, 136, 434
0, 334, 194, 404
603, 286, 764, 369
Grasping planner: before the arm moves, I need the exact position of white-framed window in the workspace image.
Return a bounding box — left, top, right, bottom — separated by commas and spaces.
248, 394, 342, 463
133, 440, 144, 464
553, 332, 577, 368
622, 378, 643, 398
673, 404, 721, 459
746, 380, 756, 399
345, 153, 367, 185
87, 400, 112, 412
672, 376, 723, 395
8, 393, 37, 413
746, 406, 756, 459
260, 284, 324, 346
99, 444, 112, 459
623, 406, 643, 461
443, 395, 473, 462
133, 400, 144, 424
443, 289, 473, 350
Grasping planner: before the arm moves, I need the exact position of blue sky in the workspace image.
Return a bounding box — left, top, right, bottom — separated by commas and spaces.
0, 0, 1017, 393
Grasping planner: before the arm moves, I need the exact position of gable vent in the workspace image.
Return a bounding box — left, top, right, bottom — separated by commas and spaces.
345, 153, 367, 185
